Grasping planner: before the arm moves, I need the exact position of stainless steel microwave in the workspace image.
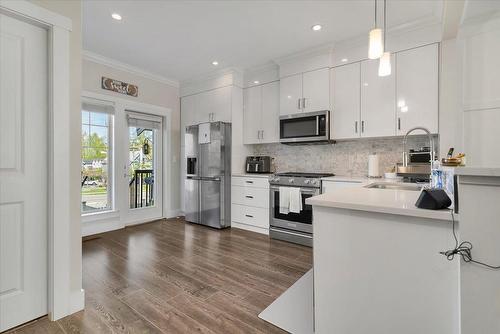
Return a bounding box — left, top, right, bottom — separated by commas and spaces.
279, 110, 330, 144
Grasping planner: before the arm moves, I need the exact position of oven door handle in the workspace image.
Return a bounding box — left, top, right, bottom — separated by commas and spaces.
270, 186, 319, 195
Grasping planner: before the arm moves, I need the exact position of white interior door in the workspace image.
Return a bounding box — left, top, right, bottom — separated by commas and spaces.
0, 13, 48, 331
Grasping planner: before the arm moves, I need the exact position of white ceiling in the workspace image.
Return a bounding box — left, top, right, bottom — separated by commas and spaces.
83, 0, 443, 82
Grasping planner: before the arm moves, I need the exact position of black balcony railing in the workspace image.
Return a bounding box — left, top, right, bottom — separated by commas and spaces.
129, 169, 154, 208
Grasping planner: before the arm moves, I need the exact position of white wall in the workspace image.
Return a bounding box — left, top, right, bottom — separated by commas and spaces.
30, 0, 83, 308
82, 58, 181, 217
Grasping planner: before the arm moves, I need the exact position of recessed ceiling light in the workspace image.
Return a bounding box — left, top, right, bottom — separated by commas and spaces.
111, 13, 122, 21
253, 80, 260, 84
212, 61, 219, 66
311, 24, 322, 31
341, 58, 348, 62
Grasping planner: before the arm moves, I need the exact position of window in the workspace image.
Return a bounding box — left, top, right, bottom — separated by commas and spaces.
81, 103, 113, 214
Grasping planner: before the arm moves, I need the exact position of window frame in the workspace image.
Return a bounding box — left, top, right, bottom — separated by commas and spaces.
81, 109, 114, 215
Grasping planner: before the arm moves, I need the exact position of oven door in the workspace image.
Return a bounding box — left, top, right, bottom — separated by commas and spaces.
279, 110, 329, 143
270, 186, 318, 234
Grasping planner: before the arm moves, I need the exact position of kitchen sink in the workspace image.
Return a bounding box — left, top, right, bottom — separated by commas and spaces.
364, 182, 424, 191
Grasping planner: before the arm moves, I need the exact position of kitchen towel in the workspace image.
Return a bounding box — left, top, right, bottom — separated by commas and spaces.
289, 187, 302, 213
279, 187, 290, 214
368, 154, 380, 177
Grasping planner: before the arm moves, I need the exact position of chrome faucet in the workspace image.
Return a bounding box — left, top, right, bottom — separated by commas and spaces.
402, 127, 435, 167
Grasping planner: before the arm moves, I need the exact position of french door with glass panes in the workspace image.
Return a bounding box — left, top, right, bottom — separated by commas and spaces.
126, 111, 163, 223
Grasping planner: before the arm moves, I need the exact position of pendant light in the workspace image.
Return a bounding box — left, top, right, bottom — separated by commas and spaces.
378, 0, 391, 76
368, 0, 383, 59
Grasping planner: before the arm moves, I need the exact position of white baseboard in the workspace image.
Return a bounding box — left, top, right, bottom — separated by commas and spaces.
69, 288, 85, 314
82, 219, 123, 237
166, 209, 183, 218
231, 221, 269, 235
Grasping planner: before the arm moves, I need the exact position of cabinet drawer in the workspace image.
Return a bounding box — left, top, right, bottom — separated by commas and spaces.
231, 176, 269, 189
231, 204, 269, 229
231, 186, 269, 208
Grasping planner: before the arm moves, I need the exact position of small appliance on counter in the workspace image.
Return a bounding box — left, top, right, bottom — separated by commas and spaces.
245, 156, 272, 174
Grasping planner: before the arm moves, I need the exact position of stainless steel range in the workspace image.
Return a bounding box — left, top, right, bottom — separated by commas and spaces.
269, 172, 334, 247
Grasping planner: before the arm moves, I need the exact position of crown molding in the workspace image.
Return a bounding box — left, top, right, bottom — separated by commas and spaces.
82, 50, 179, 88
180, 67, 244, 87
273, 43, 335, 66
334, 15, 442, 51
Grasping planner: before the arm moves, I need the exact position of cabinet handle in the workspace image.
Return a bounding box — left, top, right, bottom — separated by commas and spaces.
245, 214, 254, 218
261, 130, 264, 139
297, 98, 301, 110
302, 98, 306, 109
398, 117, 401, 131
361, 121, 365, 133
355, 121, 358, 133
245, 180, 254, 184
245, 195, 254, 199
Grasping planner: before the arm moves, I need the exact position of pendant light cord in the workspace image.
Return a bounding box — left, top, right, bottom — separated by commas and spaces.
374, 0, 377, 28
383, 0, 386, 49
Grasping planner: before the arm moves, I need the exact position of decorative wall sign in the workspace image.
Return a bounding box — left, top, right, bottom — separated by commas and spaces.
101, 77, 138, 97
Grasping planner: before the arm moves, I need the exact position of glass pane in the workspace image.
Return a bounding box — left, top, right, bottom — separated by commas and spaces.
82, 111, 90, 125
90, 111, 108, 126
81, 124, 89, 147
81, 110, 112, 214
281, 117, 317, 138
129, 127, 155, 209
89, 126, 108, 147
81, 148, 109, 212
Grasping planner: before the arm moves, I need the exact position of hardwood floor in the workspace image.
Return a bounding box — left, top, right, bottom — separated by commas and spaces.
7, 218, 312, 333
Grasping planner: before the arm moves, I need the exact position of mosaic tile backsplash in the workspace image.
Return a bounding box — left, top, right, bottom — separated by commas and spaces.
252, 136, 436, 177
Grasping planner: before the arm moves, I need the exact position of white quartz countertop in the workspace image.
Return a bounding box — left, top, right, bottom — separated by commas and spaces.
232, 173, 272, 179
306, 186, 454, 221
455, 167, 500, 177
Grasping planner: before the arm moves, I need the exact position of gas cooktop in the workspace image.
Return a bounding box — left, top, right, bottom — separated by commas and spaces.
275, 172, 335, 178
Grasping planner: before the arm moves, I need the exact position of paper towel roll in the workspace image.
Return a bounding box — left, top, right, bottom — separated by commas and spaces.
368, 154, 380, 177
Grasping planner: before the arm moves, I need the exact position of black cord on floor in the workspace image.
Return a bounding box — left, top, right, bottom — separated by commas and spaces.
440, 210, 500, 270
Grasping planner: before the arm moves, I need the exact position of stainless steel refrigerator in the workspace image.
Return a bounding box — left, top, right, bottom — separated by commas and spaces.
184, 122, 231, 229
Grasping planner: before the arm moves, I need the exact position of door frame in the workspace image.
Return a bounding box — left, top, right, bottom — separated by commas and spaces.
0, 0, 79, 321
81, 90, 173, 235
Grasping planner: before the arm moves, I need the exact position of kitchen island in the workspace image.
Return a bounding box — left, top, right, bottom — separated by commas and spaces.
306, 185, 460, 334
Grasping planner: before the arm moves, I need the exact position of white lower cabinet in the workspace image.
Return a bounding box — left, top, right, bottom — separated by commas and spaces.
231, 176, 270, 234
322, 180, 363, 193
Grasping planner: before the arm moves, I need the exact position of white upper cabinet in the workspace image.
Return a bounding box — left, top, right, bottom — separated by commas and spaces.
280, 73, 302, 115
181, 86, 232, 129
396, 43, 438, 135
261, 81, 280, 143
209, 85, 232, 122
303, 68, 330, 113
243, 81, 280, 144
331, 63, 361, 140
360, 55, 396, 137
243, 85, 262, 145
280, 68, 330, 116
